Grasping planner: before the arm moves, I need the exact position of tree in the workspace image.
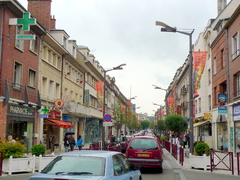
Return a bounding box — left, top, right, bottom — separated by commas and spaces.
157, 119, 167, 135
141, 120, 150, 129
165, 114, 188, 135
112, 98, 126, 136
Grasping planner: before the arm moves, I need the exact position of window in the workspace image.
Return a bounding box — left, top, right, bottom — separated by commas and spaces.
28, 69, 36, 88
235, 72, 240, 96
48, 80, 54, 101
15, 26, 24, 50
113, 155, 126, 176
221, 49, 225, 68
213, 58, 217, 75
29, 35, 38, 53
208, 69, 211, 85
63, 36, 67, 48
72, 46, 76, 57
232, 32, 239, 59
14, 62, 22, 88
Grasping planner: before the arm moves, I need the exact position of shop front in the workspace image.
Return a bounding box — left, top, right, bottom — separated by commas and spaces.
42, 109, 73, 152
85, 117, 100, 143
6, 104, 36, 153
216, 115, 228, 151
233, 104, 240, 153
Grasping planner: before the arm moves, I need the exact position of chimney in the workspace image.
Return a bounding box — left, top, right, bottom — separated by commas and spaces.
50, 15, 56, 29
27, 0, 52, 31
217, 0, 227, 15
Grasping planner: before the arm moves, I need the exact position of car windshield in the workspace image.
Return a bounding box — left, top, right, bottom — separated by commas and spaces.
42, 156, 105, 176
130, 139, 158, 150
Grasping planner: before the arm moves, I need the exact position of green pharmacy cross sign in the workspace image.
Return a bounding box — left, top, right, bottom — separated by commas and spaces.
9, 12, 36, 31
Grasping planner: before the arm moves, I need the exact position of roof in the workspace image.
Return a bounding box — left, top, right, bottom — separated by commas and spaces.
58, 150, 121, 157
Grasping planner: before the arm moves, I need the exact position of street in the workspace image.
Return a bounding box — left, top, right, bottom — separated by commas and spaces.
1, 152, 240, 180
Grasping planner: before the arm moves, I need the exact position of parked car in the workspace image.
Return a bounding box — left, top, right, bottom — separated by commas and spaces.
125, 135, 163, 173
108, 136, 131, 153
28, 150, 141, 180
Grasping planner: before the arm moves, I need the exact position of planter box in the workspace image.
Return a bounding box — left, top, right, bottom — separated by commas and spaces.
189, 153, 210, 171
2, 156, 35, 175
34, 155, 56, 172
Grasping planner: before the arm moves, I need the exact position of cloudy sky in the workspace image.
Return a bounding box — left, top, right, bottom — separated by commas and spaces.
18, 0, 229, 116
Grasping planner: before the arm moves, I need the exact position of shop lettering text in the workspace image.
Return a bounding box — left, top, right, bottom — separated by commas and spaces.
9, 105, 33, 116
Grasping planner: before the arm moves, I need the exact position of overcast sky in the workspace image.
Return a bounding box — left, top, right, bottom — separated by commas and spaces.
18, 0, 229, 116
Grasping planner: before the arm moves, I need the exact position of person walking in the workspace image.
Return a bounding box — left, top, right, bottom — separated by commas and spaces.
68, 135, 75, 151
76, 135, 84, 150
63, 135, 70, 152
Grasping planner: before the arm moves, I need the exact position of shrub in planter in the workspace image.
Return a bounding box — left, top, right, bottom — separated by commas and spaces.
160, 135, 167, 141
0, 141, 26, 159
194, 142, 210, 156
31, 144, 46, 156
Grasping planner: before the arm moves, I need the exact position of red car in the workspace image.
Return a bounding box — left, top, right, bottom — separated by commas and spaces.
125, 135, 163, 173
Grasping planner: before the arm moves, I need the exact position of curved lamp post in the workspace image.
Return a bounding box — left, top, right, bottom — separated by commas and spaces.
102, 63, 126, 148
155, 21, 194, 154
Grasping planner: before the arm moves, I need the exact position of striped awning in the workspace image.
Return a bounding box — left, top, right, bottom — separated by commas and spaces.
44, 119, 73, 128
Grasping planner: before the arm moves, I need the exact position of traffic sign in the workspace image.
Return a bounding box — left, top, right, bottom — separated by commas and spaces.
103, 122, 113, 126
104, 114, 112, 122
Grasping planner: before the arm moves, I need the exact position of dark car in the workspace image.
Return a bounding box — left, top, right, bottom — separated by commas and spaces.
125, 135, 163, 173
110, 136, 131, 153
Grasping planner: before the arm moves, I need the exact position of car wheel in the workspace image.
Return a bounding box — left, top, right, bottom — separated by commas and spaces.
158, 167, 163, 173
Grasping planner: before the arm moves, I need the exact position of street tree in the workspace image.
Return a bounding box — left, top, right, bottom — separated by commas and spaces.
165, 114, 188, 135
141, 120, 150, 129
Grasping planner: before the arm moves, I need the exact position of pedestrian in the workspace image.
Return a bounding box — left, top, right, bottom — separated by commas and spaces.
63, 135, 70, 152
76, 135, 84, 150
7, 135, 16, 143
69, 135, 75, 151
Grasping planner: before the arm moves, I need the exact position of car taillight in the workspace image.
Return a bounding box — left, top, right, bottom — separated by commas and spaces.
159, 151, 163, 158
125, 151, 129, 157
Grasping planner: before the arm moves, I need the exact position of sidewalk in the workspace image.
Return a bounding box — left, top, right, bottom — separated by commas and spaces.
163, 147, 240, 177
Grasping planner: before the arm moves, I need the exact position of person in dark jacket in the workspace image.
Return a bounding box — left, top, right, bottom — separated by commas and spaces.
63, 135, 70, 152
68, 135, 75, 151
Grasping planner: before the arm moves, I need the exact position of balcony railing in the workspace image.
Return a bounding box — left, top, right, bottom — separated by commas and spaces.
0, 79, 41, 108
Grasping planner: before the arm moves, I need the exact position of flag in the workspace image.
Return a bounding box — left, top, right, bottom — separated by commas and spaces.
95, 81, 104, 111
193, 51, 208, 98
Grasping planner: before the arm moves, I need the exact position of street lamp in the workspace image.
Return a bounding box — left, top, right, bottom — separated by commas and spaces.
152, 85, 167, 91
152, 85, 168, 116
102, 63, 126, 149
156, 20, 194, 154
152, 102, 163, 120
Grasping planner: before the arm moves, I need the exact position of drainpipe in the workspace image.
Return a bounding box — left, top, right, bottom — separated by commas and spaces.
225, 28, 232, 152
0, 5, 5, 78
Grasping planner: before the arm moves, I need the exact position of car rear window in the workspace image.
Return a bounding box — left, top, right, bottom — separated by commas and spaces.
42, 156, 105, 176
130, 138, 158, 150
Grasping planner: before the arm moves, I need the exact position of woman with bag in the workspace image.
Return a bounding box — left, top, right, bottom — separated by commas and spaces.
76, 135, 84, 150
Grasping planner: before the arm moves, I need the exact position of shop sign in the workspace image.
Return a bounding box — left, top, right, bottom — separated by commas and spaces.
52, 125, 58, 129
218, 106, 228, 114
204, 113, 211, 120
8, 105, 34, 116
233, 104, 240, 121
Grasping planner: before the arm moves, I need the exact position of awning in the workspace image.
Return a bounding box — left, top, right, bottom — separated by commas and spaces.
216, 115, 227, 122
44, 119, 73, 128
194, 120, 211, 128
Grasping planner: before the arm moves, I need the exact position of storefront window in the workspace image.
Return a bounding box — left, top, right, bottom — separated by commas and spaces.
7, 120, 33, 153
217, 122, 228, 151
235, 122, 240, 153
